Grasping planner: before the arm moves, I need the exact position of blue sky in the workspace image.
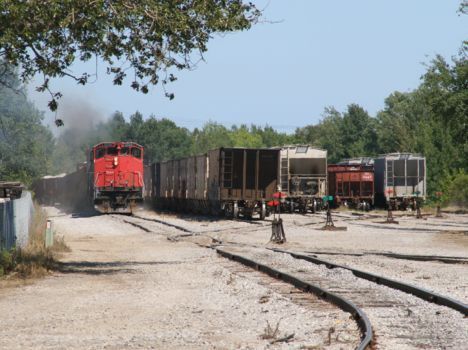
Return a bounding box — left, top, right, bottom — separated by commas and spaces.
29, 0, 467, 133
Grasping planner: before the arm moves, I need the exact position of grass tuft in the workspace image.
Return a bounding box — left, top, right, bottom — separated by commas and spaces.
260, 320, 281, 340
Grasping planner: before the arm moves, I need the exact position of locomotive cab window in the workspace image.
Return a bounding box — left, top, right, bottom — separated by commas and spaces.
131, 147, 142, 159
120, 147, 129, 155
95, 147, 105, 159
107, 147, 118, 156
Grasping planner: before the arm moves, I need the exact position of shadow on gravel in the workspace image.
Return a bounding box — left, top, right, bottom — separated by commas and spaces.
54, 260, 183, 275
71, 210, 102, 218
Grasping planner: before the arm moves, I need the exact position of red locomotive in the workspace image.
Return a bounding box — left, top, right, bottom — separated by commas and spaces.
89, 142, 144, 213
328, 158, 374, 210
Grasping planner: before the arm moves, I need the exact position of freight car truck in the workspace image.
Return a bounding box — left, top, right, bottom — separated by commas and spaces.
151, 148, 280, 220
279, 145, 327, 213
374, 153, 426, 210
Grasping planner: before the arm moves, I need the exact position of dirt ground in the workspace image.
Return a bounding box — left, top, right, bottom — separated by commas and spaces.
0, 206, 466, 349
0, 207, 357, 350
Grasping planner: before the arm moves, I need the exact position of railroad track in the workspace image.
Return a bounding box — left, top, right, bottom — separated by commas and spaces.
115, 214, 468, 349
218, 245, 468, 349
130, 213, 271, 236
304, 250, 468, 265
268, 248, 468, 316
289, 214, 467, 235
332, 211, 468, 229
216, 247, 372, 349
345, 221, 464, 233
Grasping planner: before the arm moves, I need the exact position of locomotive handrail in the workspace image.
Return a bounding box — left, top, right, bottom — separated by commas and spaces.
94, 173, 101, 186
136, 171, 144, 190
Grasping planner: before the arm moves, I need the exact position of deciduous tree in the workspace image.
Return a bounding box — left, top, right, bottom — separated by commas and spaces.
0, 0, 260, 123
0, 62, 54, 183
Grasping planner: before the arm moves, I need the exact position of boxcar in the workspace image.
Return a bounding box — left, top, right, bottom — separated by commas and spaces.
374, 153, 426, 209
279, 145, 327, 213
328, 158, 374, 210
151, 147, 280, 219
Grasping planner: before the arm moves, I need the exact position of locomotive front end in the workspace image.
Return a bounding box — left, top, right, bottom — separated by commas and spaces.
91, 142, 144, 214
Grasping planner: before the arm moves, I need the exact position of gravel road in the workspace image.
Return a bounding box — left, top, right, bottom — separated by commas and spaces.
0, 207, 358, 349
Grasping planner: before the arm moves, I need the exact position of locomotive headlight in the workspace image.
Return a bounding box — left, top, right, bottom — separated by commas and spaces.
114, 157, 118, 166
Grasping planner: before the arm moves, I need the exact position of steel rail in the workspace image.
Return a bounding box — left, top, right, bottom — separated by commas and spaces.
132, 214, 192, 232
216, 248, 373, 350
270, 248, 468, 316
132, 214, 269, 233
303, 250, 468, 265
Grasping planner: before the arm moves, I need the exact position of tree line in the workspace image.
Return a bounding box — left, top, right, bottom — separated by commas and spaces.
0, 52, 466, 206
295, 53, 467, 203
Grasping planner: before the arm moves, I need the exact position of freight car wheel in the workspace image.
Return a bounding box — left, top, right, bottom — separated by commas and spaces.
260, 202, 266, 220
225, 202, 239, 219
233, 201, 239, 219
224, 203, 233, 218
312, 199, 317, 213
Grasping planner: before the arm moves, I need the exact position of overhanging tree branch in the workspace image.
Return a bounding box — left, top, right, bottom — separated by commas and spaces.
0, 0, 261, 125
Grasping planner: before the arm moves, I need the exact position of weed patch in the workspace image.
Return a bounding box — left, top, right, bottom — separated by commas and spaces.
1, 204, 70, 279
0, 250, 15, 276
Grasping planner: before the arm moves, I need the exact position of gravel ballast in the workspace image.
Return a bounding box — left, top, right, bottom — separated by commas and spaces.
222, 246, 468, 350
0, 207, 359, 349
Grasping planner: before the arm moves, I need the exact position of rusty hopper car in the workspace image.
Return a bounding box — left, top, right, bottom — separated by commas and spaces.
152, 148, 280, 219
279, 145, 327, 213
374, 153, 426, 209
328, 158, 374, 210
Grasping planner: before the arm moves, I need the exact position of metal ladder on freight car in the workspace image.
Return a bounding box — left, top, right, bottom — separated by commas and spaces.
222, 150, 233, 188
386, 160, 394, 187
280, 154, 289, 193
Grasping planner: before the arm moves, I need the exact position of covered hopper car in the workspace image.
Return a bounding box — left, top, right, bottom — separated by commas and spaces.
279, 145, 327, 213
146, 147, 280, 219
374, 153, 426, 210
